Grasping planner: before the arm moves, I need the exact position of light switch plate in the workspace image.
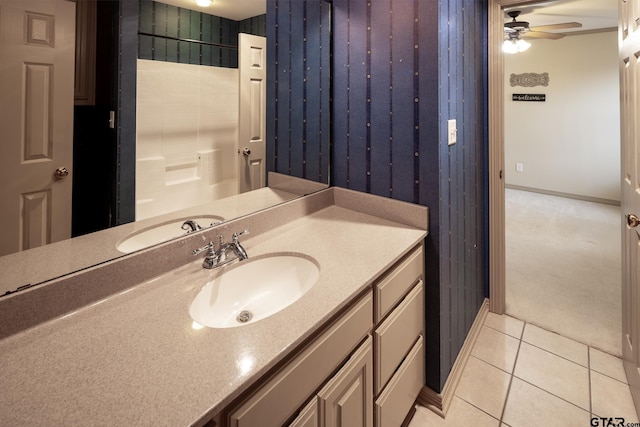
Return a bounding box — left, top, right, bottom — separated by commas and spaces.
448, 119, 457, 146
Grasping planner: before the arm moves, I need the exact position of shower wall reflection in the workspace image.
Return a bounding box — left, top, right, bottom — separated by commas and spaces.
136, 60, 239, 220
135, 0, 266, 220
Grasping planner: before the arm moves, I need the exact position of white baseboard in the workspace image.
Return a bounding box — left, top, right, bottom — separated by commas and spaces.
505, 184, 620, 206
416, 298, 490, 418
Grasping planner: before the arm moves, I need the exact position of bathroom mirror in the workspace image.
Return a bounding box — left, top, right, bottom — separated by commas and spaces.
0, 0, 331, 296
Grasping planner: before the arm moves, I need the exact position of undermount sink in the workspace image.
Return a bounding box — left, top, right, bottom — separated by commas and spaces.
189, 254, 320, 328
116, 216, 223, 253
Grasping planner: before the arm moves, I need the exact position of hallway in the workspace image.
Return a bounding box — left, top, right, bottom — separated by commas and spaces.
409, 188, 627, 426
504, 188, 621, 356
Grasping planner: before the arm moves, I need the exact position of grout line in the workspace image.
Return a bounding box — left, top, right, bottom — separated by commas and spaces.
514, 375, 592, 415
511, 328, 591, 414
519, 340, 588, 368
590, 369, 630, 386
498, 320, 526, 424
588, 346, 593, 419
482, 322, 523, 340
453, 396, 502, 424
468, 353, 515, 377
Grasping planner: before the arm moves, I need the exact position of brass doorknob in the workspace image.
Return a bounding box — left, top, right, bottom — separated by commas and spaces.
627, 213, 640, 228
54, 167, 69, 180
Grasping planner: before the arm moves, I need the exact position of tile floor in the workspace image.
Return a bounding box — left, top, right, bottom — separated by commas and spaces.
408, 312, 639, 427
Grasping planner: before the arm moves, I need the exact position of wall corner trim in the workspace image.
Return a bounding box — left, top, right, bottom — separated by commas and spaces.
416, 299, 490, 418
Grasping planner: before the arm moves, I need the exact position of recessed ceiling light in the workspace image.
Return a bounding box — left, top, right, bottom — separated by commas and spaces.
195, 0, 212, 7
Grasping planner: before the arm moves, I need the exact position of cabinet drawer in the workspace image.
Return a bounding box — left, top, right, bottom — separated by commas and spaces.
374, 281, 424, 394
228, 292, 373, 427
374, 335, 424, 427
374, 244, 423, 322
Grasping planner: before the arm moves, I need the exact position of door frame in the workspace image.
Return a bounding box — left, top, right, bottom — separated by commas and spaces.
488, 0, 553, 313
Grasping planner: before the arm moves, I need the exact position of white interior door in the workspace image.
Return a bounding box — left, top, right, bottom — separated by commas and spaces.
238, 33, 266, 193
620, 0, 640, 416
0, 0, 75, 256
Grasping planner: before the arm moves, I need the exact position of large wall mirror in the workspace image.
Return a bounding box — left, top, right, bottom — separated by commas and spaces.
0, 0, 331, 295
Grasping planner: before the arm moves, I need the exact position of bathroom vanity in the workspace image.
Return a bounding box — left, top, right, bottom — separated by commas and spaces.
0, 187, 428, 426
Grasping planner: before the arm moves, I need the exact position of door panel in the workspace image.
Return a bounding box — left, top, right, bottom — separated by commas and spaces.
0, 0, 75, 256
238, 33, 266, 193
621, 0, 640, 416
318, 337, 373, 427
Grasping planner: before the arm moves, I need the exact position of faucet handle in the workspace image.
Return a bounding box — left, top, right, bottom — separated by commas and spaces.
232, 229, 249, 241
193, 241, 214, 256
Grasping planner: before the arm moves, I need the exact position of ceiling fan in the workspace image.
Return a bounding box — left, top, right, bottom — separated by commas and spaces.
504, 10, 582, 41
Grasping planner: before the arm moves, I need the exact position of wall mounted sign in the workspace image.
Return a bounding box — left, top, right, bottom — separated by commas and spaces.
510, 72, 549, 87
512, 93, 546, 102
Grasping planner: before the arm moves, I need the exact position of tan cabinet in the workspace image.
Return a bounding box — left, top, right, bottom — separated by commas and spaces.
374, 245, 424, 322
225, 242, 425, 427
289, 399, 319, 427
374, 281, 424, 394
375, 336, 424, 426
318, 336, 373, 427
228, 293, 372, 427
373, 243, 425, 427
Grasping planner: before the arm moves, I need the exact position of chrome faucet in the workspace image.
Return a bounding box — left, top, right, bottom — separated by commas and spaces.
192, 230, 249, 269
181, 220, 202, 233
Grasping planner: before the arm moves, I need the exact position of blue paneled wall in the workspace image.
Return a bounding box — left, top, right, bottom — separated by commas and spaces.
266, 0, 331, 184
268, 0, 488, 393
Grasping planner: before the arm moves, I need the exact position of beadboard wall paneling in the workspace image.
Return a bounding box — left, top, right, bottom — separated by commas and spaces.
266, 0, 331, 184
138, 0, 266, 68
330, 0, 487, 392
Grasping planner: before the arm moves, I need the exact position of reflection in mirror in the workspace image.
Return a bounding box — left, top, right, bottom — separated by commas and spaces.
135, 0, 269, 220
0, 0, 331, 296
0, 173, 327, 296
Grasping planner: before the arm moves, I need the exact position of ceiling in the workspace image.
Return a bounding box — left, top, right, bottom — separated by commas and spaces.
158, 0, 265, 21
504, 0, 618, 34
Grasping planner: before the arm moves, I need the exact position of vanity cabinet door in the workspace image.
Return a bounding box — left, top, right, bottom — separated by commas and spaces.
318, 336, 373, 427
289, 398, 319, 427
228, 293, 372, 427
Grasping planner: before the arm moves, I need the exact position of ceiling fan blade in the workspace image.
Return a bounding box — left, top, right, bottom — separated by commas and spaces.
529, 22, 582, 32
522, 31, 564, 40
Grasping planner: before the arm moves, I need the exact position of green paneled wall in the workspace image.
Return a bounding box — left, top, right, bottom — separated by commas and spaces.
138, 0, 266, 68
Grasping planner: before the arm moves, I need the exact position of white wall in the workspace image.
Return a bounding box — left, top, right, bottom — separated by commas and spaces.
505, 31, 620, 202
136, 60, 239, 220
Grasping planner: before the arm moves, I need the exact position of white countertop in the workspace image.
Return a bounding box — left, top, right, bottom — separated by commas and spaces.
0, 189, 427, 426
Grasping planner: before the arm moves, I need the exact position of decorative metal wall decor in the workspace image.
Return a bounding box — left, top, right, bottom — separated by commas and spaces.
510, 72, 549, 87
512, 93, 546, 102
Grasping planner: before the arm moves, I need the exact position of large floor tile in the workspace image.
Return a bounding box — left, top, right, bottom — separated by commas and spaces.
471, 326, 520, 373
514, 342, 589, 410
503, 378, 590, 427
522, 324, 588, 366
408, 398, 499, 427
484, 312, 524, 339
590, 347, 627, 384
455, 356, 511, 419
591, 371, 639, 423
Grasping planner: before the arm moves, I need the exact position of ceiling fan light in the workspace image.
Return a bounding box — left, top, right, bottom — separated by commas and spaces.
517, 39, 531, 52
502, 38, 530, 54
502, 39, 519, 54
195, 0, 212, 7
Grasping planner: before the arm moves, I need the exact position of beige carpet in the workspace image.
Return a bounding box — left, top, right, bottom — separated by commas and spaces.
505, 188, 622, 356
